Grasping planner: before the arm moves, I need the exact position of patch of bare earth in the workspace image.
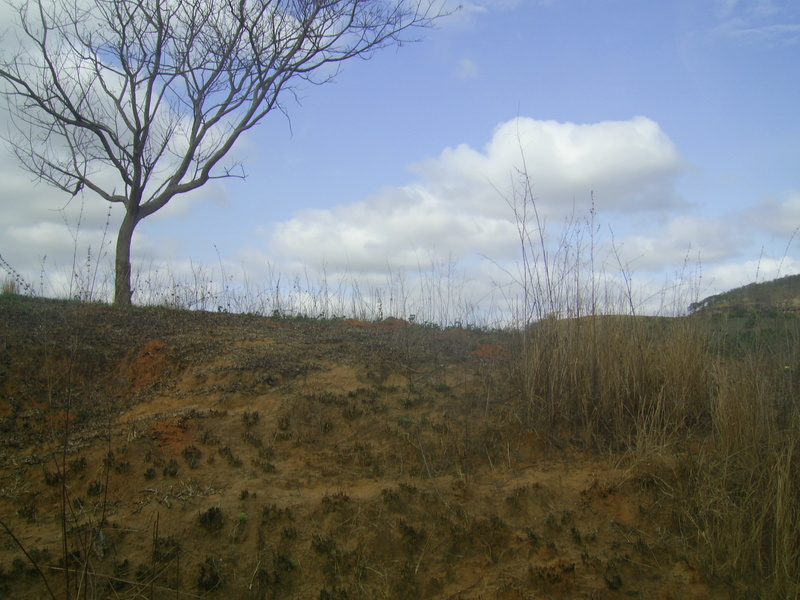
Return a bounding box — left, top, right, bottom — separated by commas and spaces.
0, 297, 731, 598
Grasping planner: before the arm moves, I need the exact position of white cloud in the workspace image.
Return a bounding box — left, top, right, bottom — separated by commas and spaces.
0, 152, 118, 252
270, 185, 519, 275
704, 255, 800, 294
608, 215, 746, 273
712, 0, 800, 46
270, 116, 690, 279
456, 58, 479, 80
746, 191, 800, 237
412, 116, 689, 214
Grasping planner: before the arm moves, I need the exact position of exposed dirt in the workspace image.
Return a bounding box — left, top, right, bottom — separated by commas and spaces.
0, 296, 732, 599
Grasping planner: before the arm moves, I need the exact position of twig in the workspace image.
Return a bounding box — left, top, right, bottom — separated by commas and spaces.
248, 560, 262, 590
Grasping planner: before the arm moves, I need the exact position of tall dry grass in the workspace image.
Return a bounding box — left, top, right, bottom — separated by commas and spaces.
507, 309, 799, 595
677, 341, 800, 597
510, 315, 713, 449
503, 165, 800, 597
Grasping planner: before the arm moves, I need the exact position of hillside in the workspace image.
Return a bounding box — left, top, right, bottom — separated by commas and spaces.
0, 295, 795, 599
690, 273, 800, 314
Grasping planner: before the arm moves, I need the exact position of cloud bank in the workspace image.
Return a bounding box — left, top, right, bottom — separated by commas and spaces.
269, 116, 690, 275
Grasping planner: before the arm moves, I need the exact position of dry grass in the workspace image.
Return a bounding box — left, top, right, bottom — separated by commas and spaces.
497, 165, 800, 597
678, 346, 800, 597
0, 291, 798, 598
508, 315, 712, 448
503, 308, 800, 597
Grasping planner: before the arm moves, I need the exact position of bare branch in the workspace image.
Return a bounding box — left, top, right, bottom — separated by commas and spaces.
0, 0, 449, 302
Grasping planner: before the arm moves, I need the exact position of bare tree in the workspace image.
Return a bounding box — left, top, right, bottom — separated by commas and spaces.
0, 0, 446, 304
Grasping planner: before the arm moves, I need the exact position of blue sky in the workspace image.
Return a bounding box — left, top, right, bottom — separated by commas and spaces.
1, 0, 799, 320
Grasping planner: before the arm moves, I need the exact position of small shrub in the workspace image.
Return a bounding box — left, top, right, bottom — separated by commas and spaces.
219, 446, 242, 467
242, 410, 260, 427
342, 403, 363, 419
144, 467, 157, 480
545, 512, 561, 532
352, 442, 374, 467
103, 451, 116, 469
87, 480, 103, 496
197, 557, 221, 591
11, 557, 26, 576
108, 558, 130, 591
402, 394, 427, 409
199, 506, 224, 533
381, 488, 399, 503
182, 445, 202, 468
398, 482, 418, 495
571, 526, 582, 545
200, 429, 220, 445
431, 421, 449, 433
262, 503, 293, 525
252, 458, 277, 473
321, 491, 350, 512
43, 470, 63, 486
273, 553, 296, 584
155, 536, 181, 562
162, 458, 179, 477
398, 520, 425, 550
17, 504, 36, 523
68, 456, 87, 474
395, 416, 414, 429
489, 514, 507, 531
312, 533, 336, 555
505, 484, 530, 509
243, 430, 263, 447
135, 563, 151, 582
525, 527, 540, 548
319, 586, 350, 600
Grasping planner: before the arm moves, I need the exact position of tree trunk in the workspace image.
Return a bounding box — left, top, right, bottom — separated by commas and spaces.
114, 208, 139, 305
